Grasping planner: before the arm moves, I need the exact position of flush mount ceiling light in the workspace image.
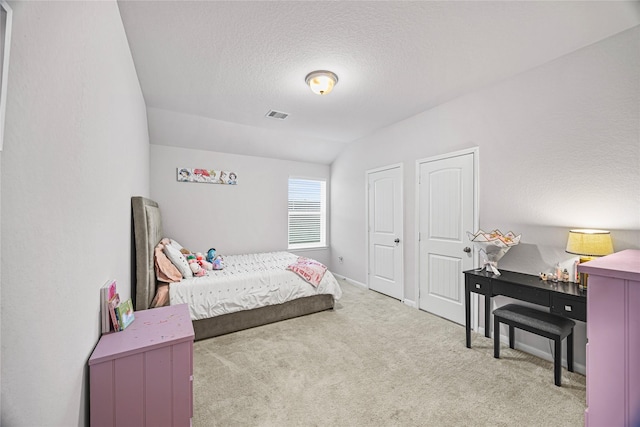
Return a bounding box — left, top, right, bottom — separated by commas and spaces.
305, 70, 338, 95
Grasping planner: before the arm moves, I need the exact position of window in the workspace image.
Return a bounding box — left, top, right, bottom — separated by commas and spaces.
288, 178, 326, 249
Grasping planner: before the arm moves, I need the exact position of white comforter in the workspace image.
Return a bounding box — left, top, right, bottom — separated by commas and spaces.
169, 252, 342, 321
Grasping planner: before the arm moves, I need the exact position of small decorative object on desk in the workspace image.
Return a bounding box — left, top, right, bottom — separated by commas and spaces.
468, 229, 521, 275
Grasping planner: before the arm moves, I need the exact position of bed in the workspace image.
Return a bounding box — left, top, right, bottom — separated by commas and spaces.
132, 196, 342, 340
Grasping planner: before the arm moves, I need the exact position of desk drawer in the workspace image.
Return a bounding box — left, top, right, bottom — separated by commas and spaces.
551, 294, 586, 322
493, 282, 549, 306
467, 276, 491, 295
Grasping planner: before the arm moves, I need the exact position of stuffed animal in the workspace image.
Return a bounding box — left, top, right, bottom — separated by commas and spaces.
206, 248, 217, 263
195, 252, 213, 271
211, 255, 224, 270
186, 254, 206, 276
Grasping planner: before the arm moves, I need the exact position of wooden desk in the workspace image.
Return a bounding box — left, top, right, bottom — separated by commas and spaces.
464, 269, 586, 348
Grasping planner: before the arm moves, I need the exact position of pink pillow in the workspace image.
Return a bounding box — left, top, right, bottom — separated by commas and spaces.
155, 243, 182, 283
287, 257, 327, 287
150, 284, 170, 308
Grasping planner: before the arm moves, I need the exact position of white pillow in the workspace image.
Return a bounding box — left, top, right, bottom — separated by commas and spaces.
163, 243, 193, 279
169, 239, 184, 251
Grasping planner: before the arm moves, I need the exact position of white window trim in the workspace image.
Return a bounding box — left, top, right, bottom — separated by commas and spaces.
288, 177, 327, 250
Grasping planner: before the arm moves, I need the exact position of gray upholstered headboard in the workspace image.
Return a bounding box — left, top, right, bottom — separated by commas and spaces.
132, 196, 163, 311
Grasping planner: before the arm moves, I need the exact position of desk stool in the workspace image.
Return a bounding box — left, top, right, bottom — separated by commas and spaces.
493, 303, 575, 386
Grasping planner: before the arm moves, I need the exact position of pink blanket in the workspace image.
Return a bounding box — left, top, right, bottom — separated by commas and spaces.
287, 257, 327, 287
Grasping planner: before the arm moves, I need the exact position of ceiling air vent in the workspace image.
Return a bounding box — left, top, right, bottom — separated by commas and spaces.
265, 110, 289, 120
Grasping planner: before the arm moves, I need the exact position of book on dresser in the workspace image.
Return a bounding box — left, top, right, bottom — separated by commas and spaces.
115, 298, 135, 330
107, 293, 120, 332
100, 280, 117, 334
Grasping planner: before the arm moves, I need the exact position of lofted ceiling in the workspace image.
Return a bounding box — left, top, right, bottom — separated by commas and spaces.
117, 1, 640, 164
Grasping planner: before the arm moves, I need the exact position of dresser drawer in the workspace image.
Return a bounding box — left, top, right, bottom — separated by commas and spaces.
551, 294, 586, 322
467, 276, 491, 295
493, 282, 550, 306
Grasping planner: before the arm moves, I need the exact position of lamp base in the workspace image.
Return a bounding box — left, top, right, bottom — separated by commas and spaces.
578, 256, 594, 289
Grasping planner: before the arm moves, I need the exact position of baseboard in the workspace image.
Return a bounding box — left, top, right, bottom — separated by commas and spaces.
402, 298, 416, 308
332, 273, 367, 289
512, 339, 586, 376
478, 326, 586, 375
333, 273, 415, 308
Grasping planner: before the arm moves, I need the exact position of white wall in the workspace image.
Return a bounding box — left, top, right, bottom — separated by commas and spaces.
331, 26, 640, 371
1, 2, 149, 425
148, 107, 347, 165
150, 145, 331, 265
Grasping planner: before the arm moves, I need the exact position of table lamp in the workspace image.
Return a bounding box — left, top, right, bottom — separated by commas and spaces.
565, 229, 614, 288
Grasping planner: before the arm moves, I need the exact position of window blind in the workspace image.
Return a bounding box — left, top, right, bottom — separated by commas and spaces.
288, 178, 326, 249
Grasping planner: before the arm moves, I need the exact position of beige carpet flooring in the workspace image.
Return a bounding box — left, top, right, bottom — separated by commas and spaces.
192, 280, 586, 426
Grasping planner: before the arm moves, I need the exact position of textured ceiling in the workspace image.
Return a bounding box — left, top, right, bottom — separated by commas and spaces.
117, 1, 640, 164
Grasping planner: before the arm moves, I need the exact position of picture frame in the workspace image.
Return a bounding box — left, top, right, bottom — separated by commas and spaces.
177, 167, 238, 185
0, 1, 12, 151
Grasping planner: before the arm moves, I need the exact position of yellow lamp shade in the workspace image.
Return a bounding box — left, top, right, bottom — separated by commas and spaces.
565, 229, 614, 257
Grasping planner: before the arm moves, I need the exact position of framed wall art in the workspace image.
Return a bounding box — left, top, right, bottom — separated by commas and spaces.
177, 168, 238, 185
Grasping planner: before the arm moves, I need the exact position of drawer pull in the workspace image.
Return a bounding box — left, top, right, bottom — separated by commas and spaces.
564, 305, 572, 311
475, 284, 481, 289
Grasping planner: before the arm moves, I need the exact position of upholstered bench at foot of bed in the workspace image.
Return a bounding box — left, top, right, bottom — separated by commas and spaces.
493, 303, 575, 386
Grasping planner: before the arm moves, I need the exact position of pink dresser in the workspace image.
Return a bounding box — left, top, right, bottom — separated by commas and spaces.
89, 304, 195, 427
579, 249, 640, 427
